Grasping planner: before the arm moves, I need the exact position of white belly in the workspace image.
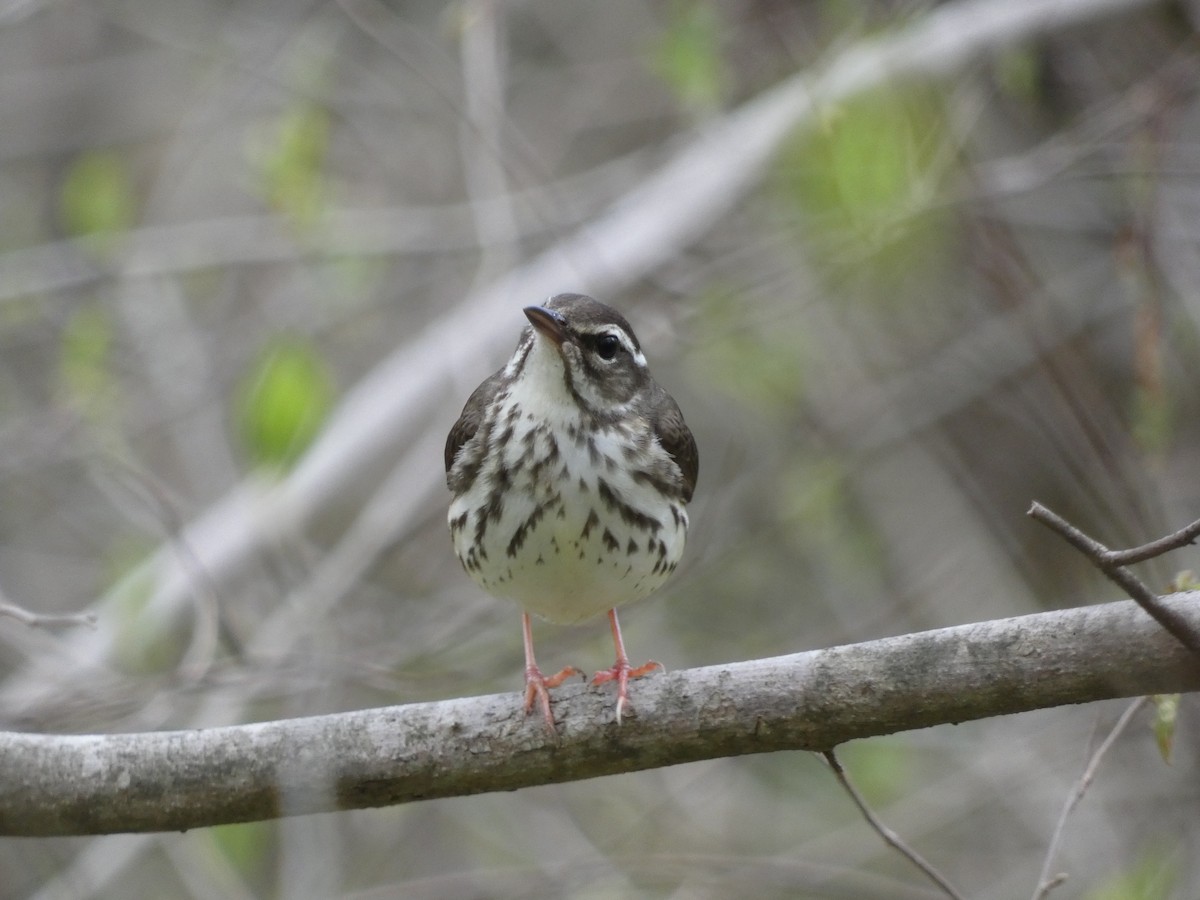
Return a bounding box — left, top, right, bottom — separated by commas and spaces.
448, 415, 688, 624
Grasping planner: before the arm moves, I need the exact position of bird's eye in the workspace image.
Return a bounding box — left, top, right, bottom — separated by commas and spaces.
595, 334, 621, 360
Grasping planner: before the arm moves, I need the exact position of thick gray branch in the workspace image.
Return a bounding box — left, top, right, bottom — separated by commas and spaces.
3, 595, 1199, 837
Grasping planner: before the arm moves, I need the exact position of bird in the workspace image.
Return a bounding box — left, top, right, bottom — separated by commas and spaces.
445, 293, 698, 731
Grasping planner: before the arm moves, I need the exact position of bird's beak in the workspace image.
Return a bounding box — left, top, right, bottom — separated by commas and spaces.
523, 305, 569, 347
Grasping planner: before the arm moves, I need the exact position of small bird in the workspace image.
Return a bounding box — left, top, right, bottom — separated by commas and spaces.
445, 294, 698, 730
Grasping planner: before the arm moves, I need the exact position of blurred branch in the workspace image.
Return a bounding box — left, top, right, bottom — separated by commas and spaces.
0, 601, 96, 630
1028, 502, 1200, 652
824, 749, 965, 900
0, 186, 626, 304
457, 0, 520, 282
1030, 697, 1148, 900
3, 595, 1198, 837
0, 578, 96, 630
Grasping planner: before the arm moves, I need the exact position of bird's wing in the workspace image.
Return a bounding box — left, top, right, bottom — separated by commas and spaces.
649, 384, 698, 503
444, 369, 506, 477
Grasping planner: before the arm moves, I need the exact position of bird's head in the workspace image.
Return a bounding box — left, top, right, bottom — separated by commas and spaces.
518, 293, 651, 415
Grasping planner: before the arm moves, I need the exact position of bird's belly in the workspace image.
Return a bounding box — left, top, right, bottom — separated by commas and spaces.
488, 502, 685, 624
448, 459, 688, 625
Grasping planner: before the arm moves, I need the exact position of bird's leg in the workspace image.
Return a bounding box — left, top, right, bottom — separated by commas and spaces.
591, 608, 663, 723
522, 611, 581, 732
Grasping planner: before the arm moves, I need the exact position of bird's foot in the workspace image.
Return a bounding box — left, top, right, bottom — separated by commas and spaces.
592, 659, 663, 724
524, 663, 582, 733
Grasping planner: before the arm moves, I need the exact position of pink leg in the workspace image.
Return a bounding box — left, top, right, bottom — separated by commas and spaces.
591, 609, 663, 723
522, 612, 580, 732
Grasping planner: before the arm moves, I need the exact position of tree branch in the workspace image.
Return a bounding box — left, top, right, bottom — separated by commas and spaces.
1028, 502, 1200, 651
1103, 519, 1200, 567
3, 595, 1198, 837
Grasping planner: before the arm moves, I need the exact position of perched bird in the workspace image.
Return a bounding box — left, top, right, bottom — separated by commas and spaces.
445, 294, 698, 730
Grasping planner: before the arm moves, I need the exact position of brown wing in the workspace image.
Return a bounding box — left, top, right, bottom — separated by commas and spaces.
648, 382, 698, 503
444, 369, 505, 479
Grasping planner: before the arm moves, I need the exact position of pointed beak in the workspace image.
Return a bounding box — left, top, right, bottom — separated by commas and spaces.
523, 305, 569, 347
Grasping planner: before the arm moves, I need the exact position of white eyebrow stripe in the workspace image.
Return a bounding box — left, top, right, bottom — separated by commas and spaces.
579, 324, 647, 366
611, 328, 646, 367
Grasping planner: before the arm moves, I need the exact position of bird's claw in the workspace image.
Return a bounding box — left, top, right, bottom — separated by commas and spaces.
592, 659, 663, 724
524, 664, 582, 733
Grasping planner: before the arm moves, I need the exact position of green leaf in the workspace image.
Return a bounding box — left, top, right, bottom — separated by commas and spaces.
253, 104, 330, 230
1150, 694, 1179, 764
59, 152, 136, 246
651, 0, 726, 114
236, 337, 334, 470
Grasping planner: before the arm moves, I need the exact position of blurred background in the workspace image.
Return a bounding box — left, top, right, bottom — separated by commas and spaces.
2, 0, 1200, 897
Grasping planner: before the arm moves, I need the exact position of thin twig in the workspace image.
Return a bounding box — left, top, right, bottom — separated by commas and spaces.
1028, 502, 1200, 653
0, 602, 97, 629
823, 749, 966, 900
1030, 697, 1148, 900
1103, 517, 1200, 566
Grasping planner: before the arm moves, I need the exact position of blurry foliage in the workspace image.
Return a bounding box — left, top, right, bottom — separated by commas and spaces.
212, 820, 275, 883
1166, 570, 1199, 593
1120, 226, 1173, 457
650, 0, 727, 114
109, 538, 182, 675
58, 152, 137, 249
235, 337, 335, 471
326, 253, 388, 306
777, 454, 882, 578
56, 305, 119, 424
687, 288, 808, 413
1149, 552, 1187, 763
0, 295, 40, 333
774, 84, 955, 303
839, 738, 915, 807
778, 455, 847, 530
1083, 847, 1177, 900
815, 0, 865, 32
1131, 384, 1172, 457
1150, 693, 1179, 764
994, 46, 1043, 104
251, 103, 331, 231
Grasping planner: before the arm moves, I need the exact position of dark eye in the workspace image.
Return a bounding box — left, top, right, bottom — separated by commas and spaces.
595, 334, 621, 360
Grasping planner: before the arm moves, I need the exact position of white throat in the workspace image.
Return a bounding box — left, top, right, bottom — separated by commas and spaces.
507, 336, 577, 418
